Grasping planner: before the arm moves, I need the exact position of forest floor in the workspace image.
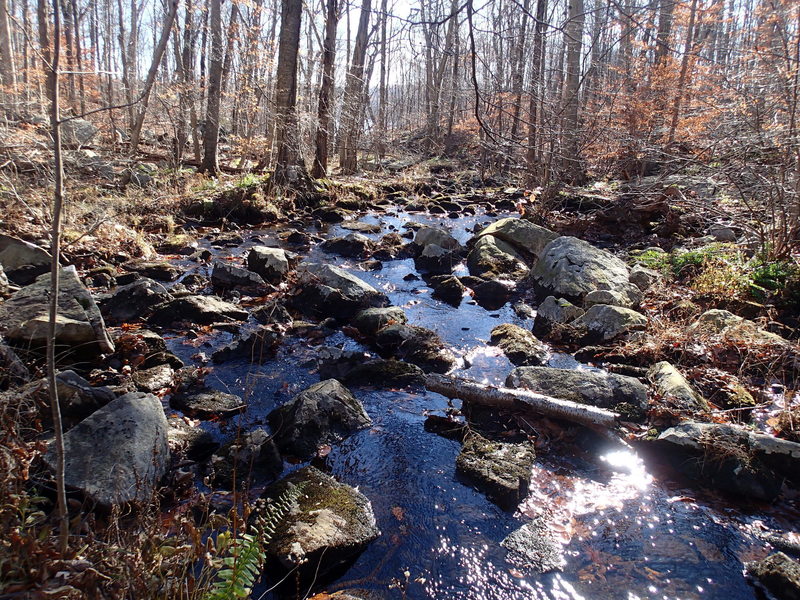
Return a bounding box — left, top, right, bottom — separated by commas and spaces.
1, 137, 800, 599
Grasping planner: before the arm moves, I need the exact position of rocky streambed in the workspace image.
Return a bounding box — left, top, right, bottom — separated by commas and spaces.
1, 196, 799, 600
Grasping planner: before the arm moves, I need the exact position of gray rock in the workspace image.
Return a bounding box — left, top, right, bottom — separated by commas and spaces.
211, 261, 269, 293
122, 260, 182, 282
709, 225, 737, 242
414, 243, 462, 274
0, 335, 30, 387
502, 517, 566, 573
0, 234, 51, 285
648, 361, 708, 412
148, 295, 248, 326
247, 247, 290, 284
467, 235, 529, 280
472, 279, 515, 310
0, 266, 114, 354
268, 379, 371, 459
533, 296, 584, 336
691, 309, 788, 345
351, 307, 407, 337
584, 289, 632, 309
506, 366, 648, 415
431, 275, 466, 306
530, 236, 633, 302
629, 265, 661, 291
55, 370, 115, 417
374, 324, 456, 373
210, 428, 283, 488
475, 218, 558, 258
0, 262, 8, 295
101, 278, 172, 324
455, 432, 535, 510
342, 359, 425, 388
293, 263, 389, 321
252, 300, 293, 326
45, 392, 169, 506
211, 325, 281, 363
322, 233, 374, 257
489, 323, 549, 366
61, 118, 98, 147
414, 226, 460, 250
132, 364, 174, 392
262, 466, 380, 574
571, 304, 648, 342
747, 553, 800, 600
167, 415, 218, 461
170, 388, 245, 418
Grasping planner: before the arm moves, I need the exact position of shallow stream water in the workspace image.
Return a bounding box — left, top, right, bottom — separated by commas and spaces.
163, 207, 798, 600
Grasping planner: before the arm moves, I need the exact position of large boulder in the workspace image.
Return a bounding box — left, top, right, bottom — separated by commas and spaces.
455, 432, 535, 510
648, 361, 708, 412
489, 323, 549, 366
532, 296, 584, 336
414, 226, 460, 250
475, 218, 558, 258
570, 304, 648, 342
148, 295, 248, 326
247, 246, 290, 283
0, 266, 114, 354
467, 235, 529, 280
61, 118, 98, 147
211, 261, 270, 294
529, 236, 636, 303
100, 278, 172, 324
653, 422, 800, 501
261, 467, 380, 576
414, 243, 462, 274
293, 263, 388, 321
268, 379, 371, 459
44, 392, 169, 506
322, 233, 374, 258
0, 234, 52, 285
506, 366, 648, 416
374, 324, 456, 373
54, 370, 115, 418
747, 553, 800, 600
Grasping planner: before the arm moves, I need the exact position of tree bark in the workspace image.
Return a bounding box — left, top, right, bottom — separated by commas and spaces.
199, 0, 222, 173
272, 0, 303, 185
338, 0, 371, 174
0, 0, 16, 97
311, 0, 337, 178
667, 0, 699, 145
525, 0, 547, 182
562, 0, 585, 182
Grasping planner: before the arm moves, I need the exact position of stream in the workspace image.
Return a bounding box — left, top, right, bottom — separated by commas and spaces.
161, 206, 797, 600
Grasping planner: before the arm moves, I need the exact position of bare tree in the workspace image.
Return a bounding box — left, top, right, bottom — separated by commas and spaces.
312, 0, 338, 177
200, 0, 223, 173
338, 0, 371, 174
272, 0, 303, 185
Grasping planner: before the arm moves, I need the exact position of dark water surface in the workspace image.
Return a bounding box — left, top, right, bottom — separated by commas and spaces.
164, 208, 796, 600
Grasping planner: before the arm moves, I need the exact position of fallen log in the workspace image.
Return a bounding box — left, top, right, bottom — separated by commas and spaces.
423, 373, 621, 431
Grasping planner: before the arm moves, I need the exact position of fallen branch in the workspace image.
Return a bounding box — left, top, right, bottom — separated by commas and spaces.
424, 373, 621, 431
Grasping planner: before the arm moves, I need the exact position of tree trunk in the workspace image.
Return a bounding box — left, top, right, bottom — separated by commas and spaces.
199, 0, 223, 173
272, 0, 303, 185
561, 0, 585, 182
338, 0, 371, 174
525, 0, 547, 182
667, 0, 699, 145
311, 0, 337, 178
0, 0, 16, 100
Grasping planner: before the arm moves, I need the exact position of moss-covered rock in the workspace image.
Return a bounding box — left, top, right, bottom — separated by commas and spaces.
747, 553, 800, 600
489, 323, 549, 366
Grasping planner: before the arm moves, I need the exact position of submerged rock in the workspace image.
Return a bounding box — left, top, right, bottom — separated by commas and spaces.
746, 552, 800, 600
148, 295, 248, 326
293, 263, 389, 321
506, 366, 648, 416
455, 432, 535, 510
262, 466, 380, 575
502, 517, 566, 573
648, 361, 708, 412
268, 379, 371, 459
45, 392, 169, 506
0, 266, 114, 354
343, 359, 425, 388
374, 324, 456, 373
489, 323, 549, 366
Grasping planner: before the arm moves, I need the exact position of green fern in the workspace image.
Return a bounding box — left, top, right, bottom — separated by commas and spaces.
203, 484, 304, 600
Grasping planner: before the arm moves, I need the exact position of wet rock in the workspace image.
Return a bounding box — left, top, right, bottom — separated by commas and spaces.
252, 300, 293, 326
629, 265, 661, 291
210, 428, 283, 488
747, 553, 800, 600
532, 296, 584, 336
530, 236, 635, 303
648, 362, 708, 412
170, 388, 245, 418
351, 307, 407, 337
148, 295, 248, 326
414, 243, 462, 274
101, 278, 172, 324
502, 517, 566, 573
652, 422, 798, 501
122, 260, 181, 282
340, 222, 381, 234
0, 266, 114, 354
472, 279, 514, 310
467, 235, 529, 280
344, 359, 425, 388
132, 364, 174, 392
61, 118, 98, 147
293, 263, 389, 321
211, 261, 270, 293
45, 392, 169, 506
313, 205, 349, 223
583, 289, 633, 309
506, 366, 648, 415
373, 232, 406, 260
211, 325, 281, 363
316, 348, 372, 380
167, 416, 218, 461
513, 302, 535, 319
374, 324, 456, 373
54, 370, 115, 418
455, 432, 535, 510
322, 233, 374, 258
571, 304, 648, 342
261, 466, 380, 575
489, 323, 549, 366
268, 379, 371, 460
475, 217, 558, 259
431, 275, 466, 306
0, 233, 51, 285
247, 246, 290, 283
414, 226, 460, 250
